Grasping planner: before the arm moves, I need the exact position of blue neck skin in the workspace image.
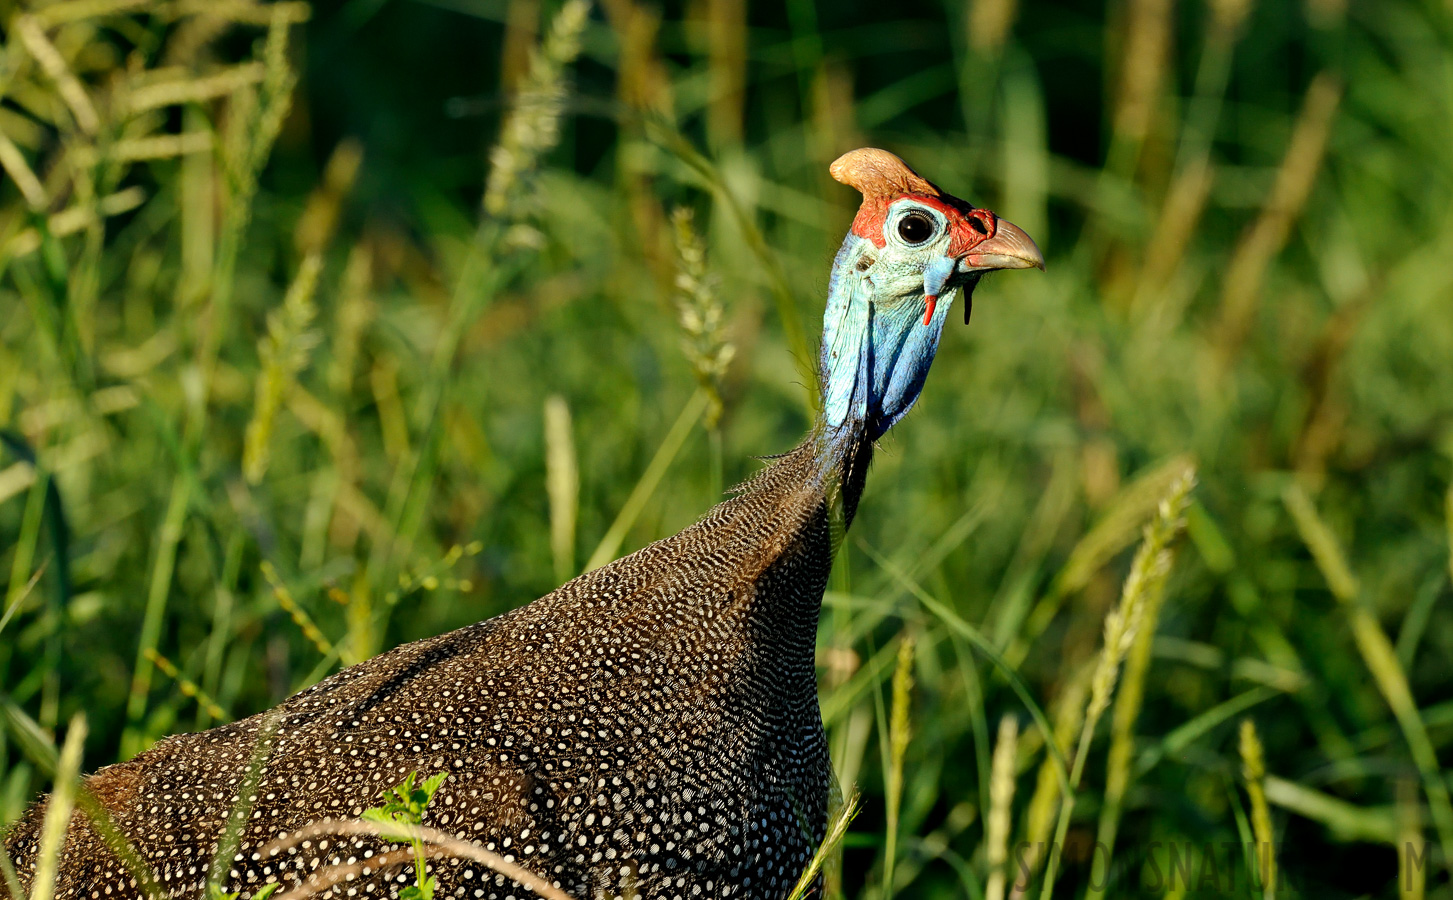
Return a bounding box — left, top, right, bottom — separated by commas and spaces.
813, 233, 965, 472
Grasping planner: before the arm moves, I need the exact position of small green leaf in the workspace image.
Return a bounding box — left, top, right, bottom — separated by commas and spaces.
364, 771, 447, 896
421, 772, 449, 801
401, 875, 436, 900
360, 808, 415, 842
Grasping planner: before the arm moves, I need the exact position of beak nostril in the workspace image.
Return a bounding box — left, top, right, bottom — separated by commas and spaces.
968, 212, 991, 236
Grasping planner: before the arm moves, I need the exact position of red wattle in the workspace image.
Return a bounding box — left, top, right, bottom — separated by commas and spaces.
923, 295, 937, 325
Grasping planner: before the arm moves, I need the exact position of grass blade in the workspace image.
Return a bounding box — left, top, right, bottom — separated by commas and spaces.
1262, 775, 1397, 845
856, 539, 1071, 796
122, 473, 191, 758
28, 714, 86, 900
984, 715, 1020, 900
1239, 719, 1276, 900
881, 635, 915, 898
583, 389, 707, 572
1133, 685, 1278, 777
785, 789, 861, 900
1284, 483, 1453, 876
1039, 468, 1194, 900
545, 395, 579, 584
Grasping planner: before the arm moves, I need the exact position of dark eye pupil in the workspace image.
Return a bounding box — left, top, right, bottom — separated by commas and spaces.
898, 213, 932, 244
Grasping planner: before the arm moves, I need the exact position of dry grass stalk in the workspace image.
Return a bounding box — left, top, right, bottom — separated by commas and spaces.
253, 11, 299, 163
1010, 667, 1089, 900
1209, 0, 1256, 31
811, 60, 859, 168
1087, 500, 1176, 892
216, 15, 296, 216
327, 242, 376, 399
1058, 454, 1194, 597
159, 3, 304, 69
203, 711, 285, 895
484, 0, 590, 221
985, 715, 1020, 900
30, 0, 152, 27
1214, 73, 1341, 368
288, 386, 360, 481
1135, 157, 1212, 303
545, 394, 580, 584
143, 648, 228, 722
369, 357, 412, 465
254, 818, 578, 900
161, 12, 233, 67
705, 0, 746, 147
113, 132, 213, 162
1009, 453, 1195, 668
64, 133, 213, 175
14, 15, 100, 135
1037, 467, 1195, 900
288, 386, 360, 575
881, 634, 916, 898
196, 8, 301, 402
1239, 719, 1276, 899
0, 129, 49, 209
261, 560, 338, 660
1397, 778, 1425, 900
295, 139, 365, 255
243, 252, 323, 484
1306, 0, 1348, 27
1283, 483, 1453, 875
969, 0, 1020, 54
28, 715, 87, 900
1109, 0, 1172, 169
603, 0, 672, 284
606, 0, 671, 116
670, 208, 735, 429
1281, 483, 1358, 601
1084, 467, 1194, 723
164, 1, 313, 26
500, 0, 542, 90
785, 789, 861, 900
1291, 291, 1373, 480
1131, 0, 1256, 315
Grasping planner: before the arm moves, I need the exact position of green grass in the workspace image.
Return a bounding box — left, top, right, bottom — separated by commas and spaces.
3, 0, 1453, 898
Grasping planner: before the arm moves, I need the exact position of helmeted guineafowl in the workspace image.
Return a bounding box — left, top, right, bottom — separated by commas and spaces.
1, 149, 1043, 900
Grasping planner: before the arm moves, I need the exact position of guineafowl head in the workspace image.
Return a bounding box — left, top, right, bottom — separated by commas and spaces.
819, 148, 1043, 445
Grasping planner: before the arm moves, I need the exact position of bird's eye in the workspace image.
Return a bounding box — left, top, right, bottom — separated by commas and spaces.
896, 212, 935, 245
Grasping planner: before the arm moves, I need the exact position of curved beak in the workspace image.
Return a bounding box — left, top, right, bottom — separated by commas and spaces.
960, 217, 1045, 272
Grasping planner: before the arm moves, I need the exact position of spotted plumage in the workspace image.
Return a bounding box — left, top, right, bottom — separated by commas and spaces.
1, 149, 1041, 900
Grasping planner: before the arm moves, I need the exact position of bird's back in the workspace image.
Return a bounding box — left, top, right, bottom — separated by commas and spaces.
2, 441, 839, 900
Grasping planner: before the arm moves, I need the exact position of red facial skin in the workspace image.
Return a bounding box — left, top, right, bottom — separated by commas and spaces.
849, 194, 999, 256
848, 195, 998, 326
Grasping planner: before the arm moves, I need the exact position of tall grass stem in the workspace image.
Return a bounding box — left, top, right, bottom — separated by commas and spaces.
985, 715, 1020, 900
1037, 468, 1194, 900
1284, 483, 1453, 880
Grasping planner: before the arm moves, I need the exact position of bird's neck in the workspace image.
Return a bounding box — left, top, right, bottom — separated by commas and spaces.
816, 236, 956, 460
812, 237, 960, 526
807, 415, 875, 532
832, 426, 875, 530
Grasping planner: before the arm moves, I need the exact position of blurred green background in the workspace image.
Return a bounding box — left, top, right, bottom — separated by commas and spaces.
2, 0, 1453, 897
